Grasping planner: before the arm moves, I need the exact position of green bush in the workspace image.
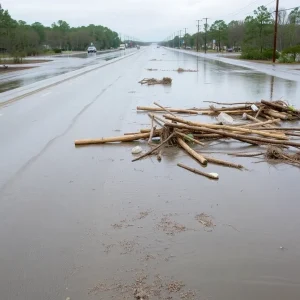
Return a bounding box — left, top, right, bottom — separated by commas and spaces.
282, 45, 300, 62
12, 51, 26, 63
241, 48, 279, 60
53, 48, 62, 54
278, 54, 294, 63
24, 48, 42, 56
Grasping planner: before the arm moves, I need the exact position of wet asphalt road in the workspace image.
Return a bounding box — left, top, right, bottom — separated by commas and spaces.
0, 46, 300, 300
0, 49, 136, 93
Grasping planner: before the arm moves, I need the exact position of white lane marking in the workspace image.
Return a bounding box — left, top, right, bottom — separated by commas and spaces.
41, 92, 52, 97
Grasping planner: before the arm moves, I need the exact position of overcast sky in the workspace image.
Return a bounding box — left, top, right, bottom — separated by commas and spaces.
2, 0, 299, 41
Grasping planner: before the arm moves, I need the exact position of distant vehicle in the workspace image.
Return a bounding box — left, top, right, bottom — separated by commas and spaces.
87, 45, 97, 53
157, 45, 160, 48
227, 48, 233, 52
136, 45, 140, 49
119, 44, 126, 50
186, 46, 191, 50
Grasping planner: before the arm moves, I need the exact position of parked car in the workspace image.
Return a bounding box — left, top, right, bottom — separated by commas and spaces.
227, 48, 233, 52
87, 46, 97, 53
186, 46, 191, 50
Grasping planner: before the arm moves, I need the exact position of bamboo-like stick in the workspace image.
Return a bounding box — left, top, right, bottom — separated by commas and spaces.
148, 115, 155, 144
177, 137, 207, 165
165, 123, 300, 148
132, 133, 175, 162
154, 102, 177, 117
177, 163, 219, 180
203, 101, 256, 106
198, 110, 253, 115
264, 109, 289, 120
202, 155, 244, 169
75, 132, 155, 145
163, 114, 287, 140
176, 131, 205, 146
241, 119, 281, 128
137, 106, 198, 114
261, 100, 300, 115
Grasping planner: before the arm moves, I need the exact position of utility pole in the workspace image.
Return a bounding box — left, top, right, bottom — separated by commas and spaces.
179, 30, 182, 48
173, 33, 175, 48
272, 0, 279, 63
196, 20, 200, 52
203, 18, 208, 54
184, 28, 188, 49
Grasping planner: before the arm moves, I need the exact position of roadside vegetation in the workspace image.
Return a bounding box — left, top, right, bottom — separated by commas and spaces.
163, 5, 300, 62
0, 3, 122, 59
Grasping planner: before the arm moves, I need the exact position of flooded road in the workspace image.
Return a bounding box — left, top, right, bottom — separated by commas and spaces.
0, 49, 135, 93
0, 46, 300, 300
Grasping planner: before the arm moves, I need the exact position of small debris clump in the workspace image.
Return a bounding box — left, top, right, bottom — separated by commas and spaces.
196, 213, 215, 229
158, 217, 187, 235
139, 77, 172, 85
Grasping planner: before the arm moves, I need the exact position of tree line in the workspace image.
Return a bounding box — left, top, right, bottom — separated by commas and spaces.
0, 3, 123, 55
164, 5, 300, 60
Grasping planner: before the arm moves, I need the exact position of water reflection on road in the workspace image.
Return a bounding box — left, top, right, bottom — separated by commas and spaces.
0, 49, 132, 93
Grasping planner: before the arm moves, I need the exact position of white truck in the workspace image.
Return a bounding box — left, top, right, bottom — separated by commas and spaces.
119, 44, 126, 50
87, 44, 97, 53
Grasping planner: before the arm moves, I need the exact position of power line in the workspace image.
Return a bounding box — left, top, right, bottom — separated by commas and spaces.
217, 0, 263, 19
216, 0, 275, 20
278, 6, 300, 12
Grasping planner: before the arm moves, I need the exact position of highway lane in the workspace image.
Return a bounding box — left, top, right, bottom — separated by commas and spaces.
0, 48, 137, 93
1, 46, 300, 300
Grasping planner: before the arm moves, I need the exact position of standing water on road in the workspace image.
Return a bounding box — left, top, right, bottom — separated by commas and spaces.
0, 47, 300, 300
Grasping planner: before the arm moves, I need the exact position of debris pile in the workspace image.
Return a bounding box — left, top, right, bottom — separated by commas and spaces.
74, 100, 300, 180
139, 77, 172, 85
177, 67, 197, 72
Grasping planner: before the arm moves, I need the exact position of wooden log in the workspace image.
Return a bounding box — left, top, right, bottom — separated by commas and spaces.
255, 106, 264, 119
176, 131, 205, 146
177, 137, 207, 166
228, 152, 264, 157
244, 114, 262, 123
198, 110, 253, 115
190, 105, 252, 111
252, 127, 300, 131
177, 163, 219, 180
148, 113, 170, 124
163, 114, 287, 140
165, 123, 300, 148
132, 133, 175, 162
263, 109, 289, 120
261, 100, 300, 115
241, 119, 281, 128
203, 101, 256, 106
124, 132, 141, 135
202, 155, 244, 169
137, 106, 198, 114
260, 113, 273, 120
148, 115, 155, 144
154, 102, 177, 117
75, 132, 154, 145
194, 133, 223, 139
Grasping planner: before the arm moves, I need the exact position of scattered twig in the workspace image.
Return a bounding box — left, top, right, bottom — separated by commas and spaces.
177, 163, 219, 180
